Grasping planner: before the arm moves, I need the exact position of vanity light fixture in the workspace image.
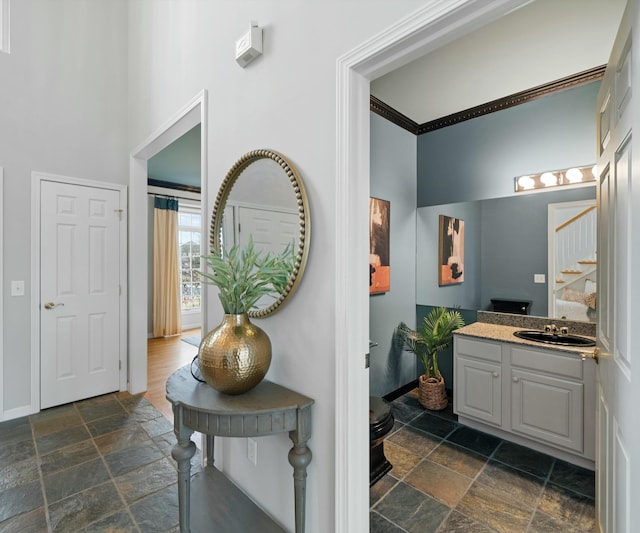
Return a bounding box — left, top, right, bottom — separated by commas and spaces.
514, 164, 596, 193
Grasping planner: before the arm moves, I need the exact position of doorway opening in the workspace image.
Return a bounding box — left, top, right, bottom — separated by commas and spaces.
336, 2, 534, 529
128, 91, 208, 411
144, 123, 203, 419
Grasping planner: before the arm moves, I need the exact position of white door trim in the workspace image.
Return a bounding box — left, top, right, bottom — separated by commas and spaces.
0, 167, 4, 419
0, 0, 10, 54
128, 89, 208, 394
30, 172, 128, 414
335, 1, 532, 530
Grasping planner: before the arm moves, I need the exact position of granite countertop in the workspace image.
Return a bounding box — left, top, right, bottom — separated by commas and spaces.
453, 322, 597, 355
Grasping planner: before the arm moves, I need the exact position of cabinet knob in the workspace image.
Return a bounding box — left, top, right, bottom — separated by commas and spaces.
512, 376, 520, 383
493, 372, 499, 378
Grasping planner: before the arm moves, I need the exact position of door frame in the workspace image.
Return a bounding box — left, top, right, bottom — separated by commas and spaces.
128, 89, 208, 394
30, 172, 128, 413
335, 0, 532, 529
0, 167, 3, 419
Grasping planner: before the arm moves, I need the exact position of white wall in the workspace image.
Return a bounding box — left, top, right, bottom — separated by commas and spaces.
127, 2, 424, 531
369, 113, 417, 397
0, 0, 128, 416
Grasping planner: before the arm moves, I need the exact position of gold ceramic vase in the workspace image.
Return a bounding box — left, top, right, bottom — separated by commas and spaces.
198, 314, 272, 395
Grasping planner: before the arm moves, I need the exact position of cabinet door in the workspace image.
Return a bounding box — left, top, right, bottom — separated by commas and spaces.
511, 369, 583, 452
455, 356, 502, 426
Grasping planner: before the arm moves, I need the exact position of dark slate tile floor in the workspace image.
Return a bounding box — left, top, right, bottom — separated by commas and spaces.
0, 392, 199, 532
0, 387, 597, 532
371, 389, 597, 533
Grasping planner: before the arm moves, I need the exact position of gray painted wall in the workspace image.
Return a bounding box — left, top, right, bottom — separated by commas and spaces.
415, 81, 599, 317
417, 82, 600, 207
369, 113, 417, 398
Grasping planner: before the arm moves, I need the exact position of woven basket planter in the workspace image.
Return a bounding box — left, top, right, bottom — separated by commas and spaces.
418, 374, 448, 411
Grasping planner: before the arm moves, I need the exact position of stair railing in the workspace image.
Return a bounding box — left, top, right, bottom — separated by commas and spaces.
555, 205, 597, 277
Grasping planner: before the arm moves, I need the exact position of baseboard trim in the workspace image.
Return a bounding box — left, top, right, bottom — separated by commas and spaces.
382, 380, 418, 402
382, 381, 454, 403
2, 404, 34, 422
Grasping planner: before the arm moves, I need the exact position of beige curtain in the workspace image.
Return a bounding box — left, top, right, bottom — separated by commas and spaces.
153, 197, 182, 337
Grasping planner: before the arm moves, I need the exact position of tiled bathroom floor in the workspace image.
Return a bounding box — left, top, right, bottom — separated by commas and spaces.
0, 391, 200, 532
371, 390, 596, 533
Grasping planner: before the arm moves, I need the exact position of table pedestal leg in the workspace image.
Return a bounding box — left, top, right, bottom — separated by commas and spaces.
288, 441, 312, 533
172, 407, 196, 533
206, 434, 215, 467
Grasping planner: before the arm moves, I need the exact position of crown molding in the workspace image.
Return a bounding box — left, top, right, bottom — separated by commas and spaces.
370, 65, 606, 136
369, 95, 419, 134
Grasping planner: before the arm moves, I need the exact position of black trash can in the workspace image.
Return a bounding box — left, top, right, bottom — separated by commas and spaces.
369, 396, 394, 486
491, 298, 532, 315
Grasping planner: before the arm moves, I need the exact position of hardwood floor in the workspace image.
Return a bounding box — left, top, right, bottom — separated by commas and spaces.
144, 328, 200, 421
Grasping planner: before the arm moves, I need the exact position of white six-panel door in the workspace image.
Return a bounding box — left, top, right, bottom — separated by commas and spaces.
40, 180, 121, 409
595, 2, 640, 530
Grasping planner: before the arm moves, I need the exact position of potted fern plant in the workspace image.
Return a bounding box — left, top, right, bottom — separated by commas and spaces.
197, 237, 294, 395
396, 307, 465, 410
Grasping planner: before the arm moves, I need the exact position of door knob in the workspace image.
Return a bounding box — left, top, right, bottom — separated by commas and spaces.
43, 302, 64, 310
581, 346, 604, 364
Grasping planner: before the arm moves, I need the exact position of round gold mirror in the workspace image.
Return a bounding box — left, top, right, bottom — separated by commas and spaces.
210, 149, 310, 318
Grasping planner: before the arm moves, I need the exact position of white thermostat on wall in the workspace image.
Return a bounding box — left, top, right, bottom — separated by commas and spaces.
235, 23, 263, 68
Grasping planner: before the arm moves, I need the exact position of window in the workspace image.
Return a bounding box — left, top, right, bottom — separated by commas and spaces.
178, 203, 201, 312
0, 0, 9, 54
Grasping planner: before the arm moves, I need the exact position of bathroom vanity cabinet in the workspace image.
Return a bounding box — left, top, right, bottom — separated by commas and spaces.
454, 332, 596, 469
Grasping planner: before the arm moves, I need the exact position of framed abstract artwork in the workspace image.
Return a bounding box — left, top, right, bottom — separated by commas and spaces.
438, 214, 464, 286
369, 197, 390, 294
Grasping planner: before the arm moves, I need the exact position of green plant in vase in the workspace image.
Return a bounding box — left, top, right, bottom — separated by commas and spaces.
200, 236, 294, 314
197, 237, 294, 394
396, 306, 464, 410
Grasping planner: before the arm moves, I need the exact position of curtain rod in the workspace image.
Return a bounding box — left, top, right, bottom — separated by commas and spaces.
147, 185, 201, 202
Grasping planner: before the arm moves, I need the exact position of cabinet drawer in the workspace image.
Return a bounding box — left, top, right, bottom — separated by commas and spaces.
455, 336, 502, 363
511, 346, 583, 380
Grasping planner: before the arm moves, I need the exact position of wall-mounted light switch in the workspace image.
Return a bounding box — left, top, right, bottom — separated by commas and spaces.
11, 280, 25, 296
534, 274, 546, 284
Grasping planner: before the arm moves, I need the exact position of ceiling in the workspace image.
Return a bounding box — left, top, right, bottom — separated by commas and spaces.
371, 0, 626, 125
148, 0, 627, 190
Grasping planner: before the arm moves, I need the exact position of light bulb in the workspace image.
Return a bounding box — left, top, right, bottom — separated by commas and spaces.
517, 175, 535, 190
540, 172, 557, 186
565, 168, 583, 183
